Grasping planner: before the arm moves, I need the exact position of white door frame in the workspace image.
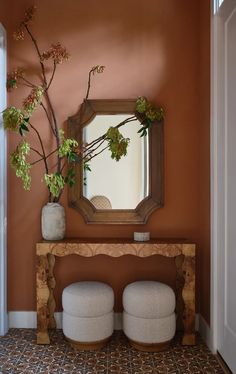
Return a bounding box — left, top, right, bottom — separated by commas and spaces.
0, 22, 8, 336
211, 0, 220, 353
211, 0, 236, 360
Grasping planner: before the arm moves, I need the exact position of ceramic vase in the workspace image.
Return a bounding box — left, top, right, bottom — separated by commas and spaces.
41, 203, 65, 240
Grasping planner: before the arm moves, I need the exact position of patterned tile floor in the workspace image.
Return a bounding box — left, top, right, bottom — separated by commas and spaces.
0, 329, 225, 374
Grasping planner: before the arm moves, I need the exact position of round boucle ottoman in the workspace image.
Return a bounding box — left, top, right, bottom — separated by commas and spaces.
123, 281, 176, 352
62, 281, 114, 350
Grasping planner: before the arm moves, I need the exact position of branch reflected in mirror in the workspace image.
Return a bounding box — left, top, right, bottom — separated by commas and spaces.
83, 114, 149, 210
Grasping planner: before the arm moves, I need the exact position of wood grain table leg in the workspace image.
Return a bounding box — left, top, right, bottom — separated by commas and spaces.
181, 255, 196, 345
36, 255, 50, 344
175, 254, 184, 331
48, 254, 56, 329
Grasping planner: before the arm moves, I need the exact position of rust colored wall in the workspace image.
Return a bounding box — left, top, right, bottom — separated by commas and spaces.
4, 0, 210, 321
198, 0, 211, 323
0, 1, 8, 38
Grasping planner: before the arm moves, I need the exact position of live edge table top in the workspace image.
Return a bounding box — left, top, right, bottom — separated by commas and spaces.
36, 237, 195, 257
36, 238, 196, 346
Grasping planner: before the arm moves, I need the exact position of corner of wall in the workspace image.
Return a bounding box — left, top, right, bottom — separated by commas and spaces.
198, 314, 215, 353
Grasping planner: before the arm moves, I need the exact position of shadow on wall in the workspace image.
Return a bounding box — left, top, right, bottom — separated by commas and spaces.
8, 0, 173, 101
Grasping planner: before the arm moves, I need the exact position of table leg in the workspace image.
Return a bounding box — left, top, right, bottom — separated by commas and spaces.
181, 255, 196, 345
36, 255, 50, 344
48, 254, 56, 329
175, 255, 184, 331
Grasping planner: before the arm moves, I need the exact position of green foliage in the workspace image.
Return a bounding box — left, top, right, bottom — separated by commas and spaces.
83, 162, 91, 172
135, 96, 164, 137
3, 107, 25, 132
7, 78, 17, 90
106, 127, 130, 161
146, 106, 164, 122
10, 140, 31, 190
83, 161, 91, 186
7, 68, 24, 91
23, 86, 44, 115
44, 173, 65, 198
135, 96, 148, 113
58, 129, 78, 158
64, 168, 76, 187
19, 121, 30, 136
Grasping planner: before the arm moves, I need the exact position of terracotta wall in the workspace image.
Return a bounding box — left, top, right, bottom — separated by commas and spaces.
198, 0, 211, 323
0, 3, 7, 21
1, 0, 210, 322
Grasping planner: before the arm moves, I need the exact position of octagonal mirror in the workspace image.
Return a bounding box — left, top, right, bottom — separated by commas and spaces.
68, 99, 163, 224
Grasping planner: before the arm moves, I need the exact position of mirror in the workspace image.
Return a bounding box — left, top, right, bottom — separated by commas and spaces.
83, 114, 149, 209
68, 99, 163, 224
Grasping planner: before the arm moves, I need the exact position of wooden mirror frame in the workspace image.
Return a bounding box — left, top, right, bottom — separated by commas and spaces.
68, 99, 164, 224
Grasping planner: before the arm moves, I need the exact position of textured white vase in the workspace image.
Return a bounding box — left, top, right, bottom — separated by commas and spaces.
41, 203, 65, 240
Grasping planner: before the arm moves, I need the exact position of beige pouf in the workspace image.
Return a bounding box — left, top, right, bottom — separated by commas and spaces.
123, 281, 176, 352
62, 281, 114, 350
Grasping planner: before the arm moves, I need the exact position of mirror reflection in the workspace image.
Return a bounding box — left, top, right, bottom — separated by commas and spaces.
83, 114, 149, 209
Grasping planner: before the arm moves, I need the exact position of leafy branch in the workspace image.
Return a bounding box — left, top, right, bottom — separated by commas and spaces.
3, 5, 165, 203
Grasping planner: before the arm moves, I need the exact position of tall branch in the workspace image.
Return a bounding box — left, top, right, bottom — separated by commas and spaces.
46, 62, 56, 91
84, 134, 106, 151
85, 115, 137, 150
29, 122, 49, 174
30, 148, 58, 166
84, 145, 109, 162
24, 23, 61, 172
40, 102, 56, 136
20, 76, 37, 88
24, 24, 47, 87
44, 91, 61, 172
83, 138, 106, 159
85, 68, 93, 100
30, 147, 43, 158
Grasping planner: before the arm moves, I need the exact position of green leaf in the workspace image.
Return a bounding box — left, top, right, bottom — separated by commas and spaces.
58, 136, 78, 158
106, 127, 130, 162
140, 129, 147, 137
44, 173, 65, 198
68, 152, 79, 163
10, 140, 31, 190
67, 168, 75, 177
83, 162, 91, 172
68, 179, 75, 187
21, 124, 29, 131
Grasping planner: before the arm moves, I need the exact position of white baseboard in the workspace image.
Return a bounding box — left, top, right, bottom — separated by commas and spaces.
9, 311, 214, 352
9, 312, 36, 329
9, 311, 123, 331
198, 314, 214, 353
9, 312, 200, 334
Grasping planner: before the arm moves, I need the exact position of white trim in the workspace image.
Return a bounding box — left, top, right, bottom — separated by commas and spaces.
0, 23, 8, 336
198, 315, 214, 352
9, 312, 123, 331
211, 0, 236, 361
214, 0, 225, 14
9, 312, 202, 337
210, 3, 219, 353
9, 312, 37, 329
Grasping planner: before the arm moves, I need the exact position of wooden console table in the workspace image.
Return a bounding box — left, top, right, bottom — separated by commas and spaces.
36, 238, 196, 345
